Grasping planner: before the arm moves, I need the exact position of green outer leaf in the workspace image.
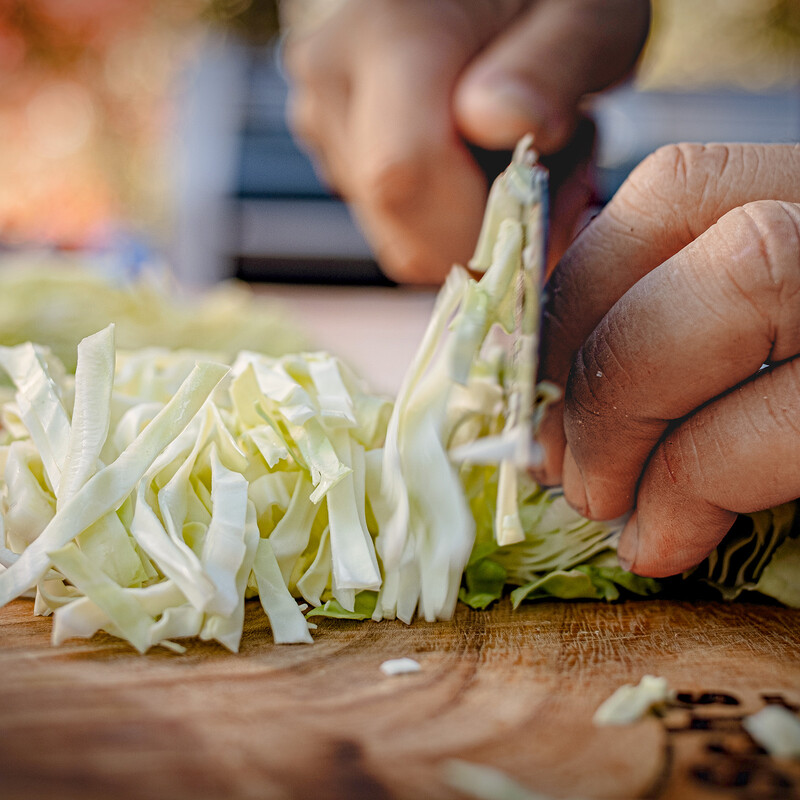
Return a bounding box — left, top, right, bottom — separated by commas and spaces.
510, 569, 603, 608
576, 565, 661, 601
688, 503, 798, 601
754, 532, 800, 607
508, 563, 661, 608
460, 558, 507, 610
306, 591, 378, 620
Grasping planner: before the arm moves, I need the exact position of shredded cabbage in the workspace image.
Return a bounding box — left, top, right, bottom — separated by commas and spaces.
593, 675, 674, 726
0, 143, 798, 653
743, 706, 800, 759
443, 759, 567, 800
0, 255, 308, 373
379, 657, 421, 676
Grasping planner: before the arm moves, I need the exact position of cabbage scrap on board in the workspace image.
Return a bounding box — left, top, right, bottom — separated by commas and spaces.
593, 675, 674, 726
0, 143, 798, 653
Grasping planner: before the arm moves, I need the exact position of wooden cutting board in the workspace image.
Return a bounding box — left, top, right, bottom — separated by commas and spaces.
1, 596, 798, 800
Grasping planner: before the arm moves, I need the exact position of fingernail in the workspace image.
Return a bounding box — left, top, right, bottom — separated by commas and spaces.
617, 513, 639, 572
562, 444, 588, 516
459, 75, 568, 150
486, 77, 549, 121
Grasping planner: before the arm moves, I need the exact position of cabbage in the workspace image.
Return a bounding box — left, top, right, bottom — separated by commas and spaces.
0, 255, 308, 372
742, 706, 800, 759
0, 142, 797, 653
686, 503, 800, 604
0, 329, 393, 650
379, 657, 421, 676
593, 675, 674, 726
443, 759, 560, 800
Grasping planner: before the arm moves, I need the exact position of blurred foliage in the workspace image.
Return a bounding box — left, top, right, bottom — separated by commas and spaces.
0, 0, 794, 254
0, 0, 280, 250
0, 0, 208, 248
641, 0, 800, 89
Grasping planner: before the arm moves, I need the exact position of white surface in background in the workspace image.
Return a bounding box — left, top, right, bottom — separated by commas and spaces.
593, 86, 800, 171
266, 285, 437, 396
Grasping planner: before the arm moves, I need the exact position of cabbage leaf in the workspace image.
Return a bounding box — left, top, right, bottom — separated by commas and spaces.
0, 143, 797, 654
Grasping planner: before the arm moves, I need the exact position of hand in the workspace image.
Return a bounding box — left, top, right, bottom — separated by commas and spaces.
535, 143, 800, 577
282, 0, 650, 283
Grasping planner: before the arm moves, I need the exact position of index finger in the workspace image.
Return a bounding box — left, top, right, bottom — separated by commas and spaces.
292, 0, 528, 284
536, 143, 800, 484
346, 20, 489, 283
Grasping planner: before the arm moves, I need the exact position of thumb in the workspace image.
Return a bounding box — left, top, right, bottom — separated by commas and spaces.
453, 0, 650, 153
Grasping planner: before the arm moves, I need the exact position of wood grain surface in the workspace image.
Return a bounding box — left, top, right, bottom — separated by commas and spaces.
1, 597, 798, 800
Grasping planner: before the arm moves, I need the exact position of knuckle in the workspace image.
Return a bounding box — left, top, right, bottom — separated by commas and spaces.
631, 143, 695, 191
563, 337, 659, 478
636, 142, 730, 188
713, 201, 800, 312
762, 360, 800, 439
740, 199, 800, 271
655, 427, 699, 491
610, 145, 695, 241
784, 358, 800, 398
623, 143, 743, 239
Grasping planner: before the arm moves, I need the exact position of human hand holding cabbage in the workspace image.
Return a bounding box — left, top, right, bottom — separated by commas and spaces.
1, 143, 798, 653
282, 0, 799, 587
535, 143, 800, 579
282, 0, 649, 283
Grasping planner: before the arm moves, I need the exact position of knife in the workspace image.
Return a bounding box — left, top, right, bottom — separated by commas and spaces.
452, 134, 551, 470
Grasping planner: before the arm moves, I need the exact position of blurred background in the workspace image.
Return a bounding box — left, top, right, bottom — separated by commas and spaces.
0, 0, 797, 286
